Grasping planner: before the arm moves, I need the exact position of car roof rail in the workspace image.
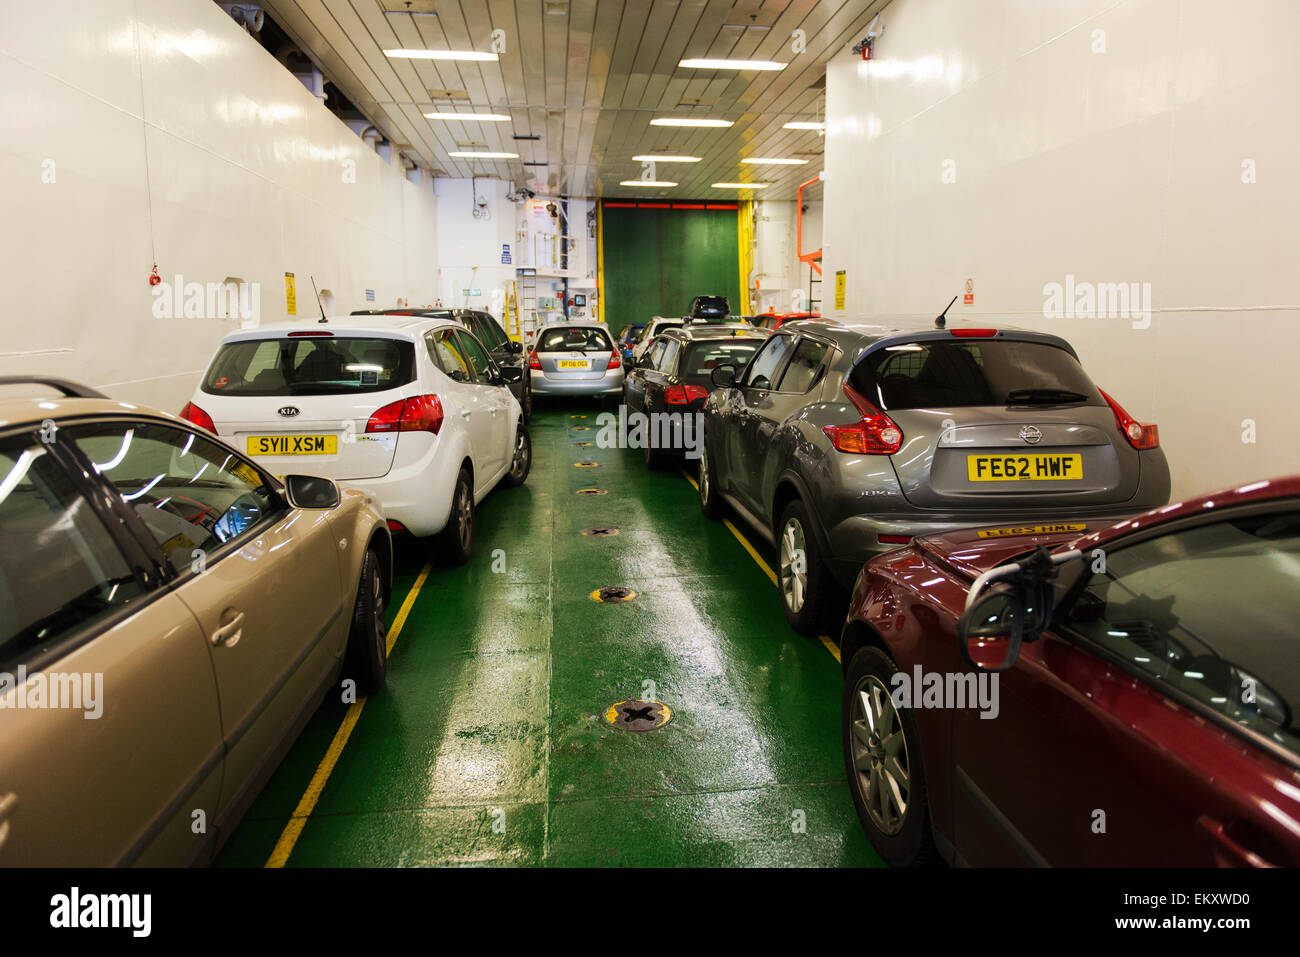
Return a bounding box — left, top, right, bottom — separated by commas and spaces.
0, 376, 108, 399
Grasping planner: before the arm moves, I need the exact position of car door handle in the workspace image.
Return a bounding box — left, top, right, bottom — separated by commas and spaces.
0, 792, 17, 850
211, 609, 245, 647
1197, 814, 1278, 868
460, 409, 472, 418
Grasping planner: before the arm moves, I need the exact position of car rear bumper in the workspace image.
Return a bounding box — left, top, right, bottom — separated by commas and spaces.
337, 433, 458, 537
531, 368, 625, 396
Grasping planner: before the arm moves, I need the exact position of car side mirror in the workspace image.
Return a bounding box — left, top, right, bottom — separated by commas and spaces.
711, 364, 737, 388
499, 365, 524, 384
957, 587, 1028, 671
284, 474, 341, 509
508, 340, 524, 354
448, 369, 470, 383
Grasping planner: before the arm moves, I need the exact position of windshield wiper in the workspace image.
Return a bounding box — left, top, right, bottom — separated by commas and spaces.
1005, 388, 1088, 405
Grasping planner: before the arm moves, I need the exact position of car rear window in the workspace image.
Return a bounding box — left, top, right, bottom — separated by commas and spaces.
202, 336, 415, 396
537, 327, 612, 352
850, 338, 1103, 410
680, 340, 765, 381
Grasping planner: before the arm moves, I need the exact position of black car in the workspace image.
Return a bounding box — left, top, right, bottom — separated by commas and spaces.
688, 295, 731, 321
382, 308, 531, 421
624, 323, 769, 468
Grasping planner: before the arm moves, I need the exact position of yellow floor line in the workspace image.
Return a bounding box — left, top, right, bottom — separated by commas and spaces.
265, 561, 433, 868
680, 469, 836, 657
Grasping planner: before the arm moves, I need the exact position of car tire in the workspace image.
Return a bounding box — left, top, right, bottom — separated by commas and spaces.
698, 430, 722, 519
436, 468, 474, 565
842, 645, 938, 868
521, 379, 532, 424
776, 498, 835, 635
502, 426, 532, 487
345, 548, 387, 697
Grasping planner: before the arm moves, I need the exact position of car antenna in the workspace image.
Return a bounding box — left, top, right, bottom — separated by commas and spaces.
935, 294, 958, 329
311, 276, 327, 324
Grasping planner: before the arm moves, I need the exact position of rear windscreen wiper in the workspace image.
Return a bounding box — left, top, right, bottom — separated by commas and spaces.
1005, 388, 1088, 405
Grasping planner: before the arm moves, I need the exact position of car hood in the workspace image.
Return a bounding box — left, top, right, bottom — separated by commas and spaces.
907, 473, 1300, 580
908, 521, 1106, 580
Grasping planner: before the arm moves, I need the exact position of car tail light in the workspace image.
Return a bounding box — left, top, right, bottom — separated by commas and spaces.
665, 384, 709, 405
180, 402, 217, 434
950, 328, 997, 338
608, 349, 621, 370
528, 350, 541, 370
823, 384, 903, 454
386, 519, 407, 532
1099, 389, 1159, 450
878, 534, 911, 545
287, 330, 333, 337
366, 394, 444, 434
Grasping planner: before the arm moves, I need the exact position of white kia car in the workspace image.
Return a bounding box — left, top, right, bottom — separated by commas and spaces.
182, 316, 531, 563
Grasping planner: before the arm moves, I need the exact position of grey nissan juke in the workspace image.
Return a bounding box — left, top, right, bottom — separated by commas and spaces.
696, 317, 1172, 634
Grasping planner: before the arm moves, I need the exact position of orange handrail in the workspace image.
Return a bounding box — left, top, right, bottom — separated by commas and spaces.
796, 175, 823, 276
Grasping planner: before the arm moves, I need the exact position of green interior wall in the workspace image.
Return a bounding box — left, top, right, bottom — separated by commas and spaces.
601, 205, 741, 336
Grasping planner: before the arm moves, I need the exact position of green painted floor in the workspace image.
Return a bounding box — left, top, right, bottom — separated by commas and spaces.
215, 404, 883, 868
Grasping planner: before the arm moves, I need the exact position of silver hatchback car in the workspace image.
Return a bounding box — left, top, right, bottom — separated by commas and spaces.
528, 323, 625, 398
698, 319, 1172, 634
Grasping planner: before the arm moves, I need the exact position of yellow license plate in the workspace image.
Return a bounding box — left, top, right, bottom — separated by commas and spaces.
557, 359, 588, 369
246, 434, 337, 456
977, 523, 1088, 538
967, 453, 1082, 482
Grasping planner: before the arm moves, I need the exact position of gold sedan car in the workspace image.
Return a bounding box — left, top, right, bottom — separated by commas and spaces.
0, 378, 391, 865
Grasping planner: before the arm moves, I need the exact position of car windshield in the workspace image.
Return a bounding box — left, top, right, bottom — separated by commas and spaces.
537, 327, 612, 352
1064, 510, 1300, 758
851, 338, 1103, 410
201, 336, 415, 396
680, 340, 765, 383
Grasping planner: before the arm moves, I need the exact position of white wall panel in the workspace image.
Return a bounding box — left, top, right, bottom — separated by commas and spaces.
0, 0, 439, 410
822, 0, 1300, 500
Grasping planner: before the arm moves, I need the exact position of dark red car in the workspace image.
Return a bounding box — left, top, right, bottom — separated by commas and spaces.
839, 475, 1300, 867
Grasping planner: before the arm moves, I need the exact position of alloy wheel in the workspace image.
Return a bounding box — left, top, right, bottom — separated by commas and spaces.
850, 675, 911, 836
779, 517, 807, 612
699, 441, 710, 503
457, 483, 472, 551
371, 568, 387, 659
510, 432, 530, 481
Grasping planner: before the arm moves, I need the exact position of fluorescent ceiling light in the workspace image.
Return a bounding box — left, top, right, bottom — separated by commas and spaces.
650, 117, 733, 128
783, 121, 826, 131
679, 58, 785, 71
449, 151, 518, 159
384, 49, 498, 61
631, 154, 700, 163
620, 180, 677, 187
424, 112, 511, 122
712, 182, 769, 189
741, 157, 809, 165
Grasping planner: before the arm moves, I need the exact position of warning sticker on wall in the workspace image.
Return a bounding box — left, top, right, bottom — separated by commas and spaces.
834, 270, 846, 310
285, 273, 297, 315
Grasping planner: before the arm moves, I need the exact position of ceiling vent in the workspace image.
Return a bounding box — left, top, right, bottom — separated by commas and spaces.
381, 0, 437, 13
723, 2, 780, 28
